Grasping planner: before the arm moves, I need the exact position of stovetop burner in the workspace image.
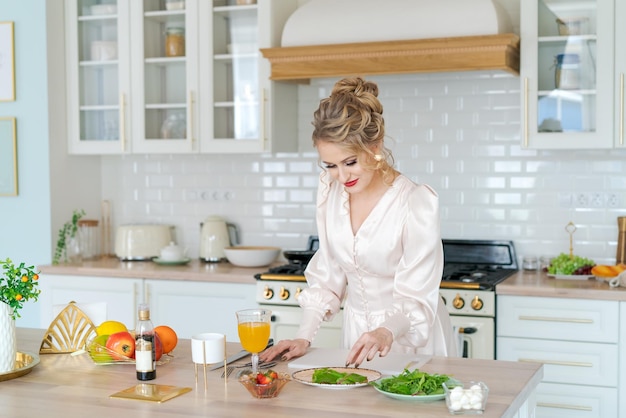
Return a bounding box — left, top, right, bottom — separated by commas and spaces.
268, 263, 307, 276
440, 240, 518, 290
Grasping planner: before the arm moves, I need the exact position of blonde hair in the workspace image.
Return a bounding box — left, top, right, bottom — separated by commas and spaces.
312, 77, 396, 185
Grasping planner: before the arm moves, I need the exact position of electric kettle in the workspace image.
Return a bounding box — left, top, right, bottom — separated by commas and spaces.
199, 216, 239, 262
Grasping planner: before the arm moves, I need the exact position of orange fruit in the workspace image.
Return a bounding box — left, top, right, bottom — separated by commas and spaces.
154, 325, 178, 354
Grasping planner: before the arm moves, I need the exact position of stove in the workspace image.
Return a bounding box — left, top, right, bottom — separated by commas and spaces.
254, 237, 518, 359
439, 239, 518, 360
440, 239, 518, 290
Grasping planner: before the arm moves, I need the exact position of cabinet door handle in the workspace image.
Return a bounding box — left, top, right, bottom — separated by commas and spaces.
518, 358, 593, 367
619, 73, 624, 145
188, 90, 195, 146
260, 88, 267, 148
537, 402, 592, 411
523, 77, 528, 147
518, 315, 593, 324
120, 93, 127, 152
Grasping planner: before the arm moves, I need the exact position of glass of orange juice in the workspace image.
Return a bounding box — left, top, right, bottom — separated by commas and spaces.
236, 309, 272, 374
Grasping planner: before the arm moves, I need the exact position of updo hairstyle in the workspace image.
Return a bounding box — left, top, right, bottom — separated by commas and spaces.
312, 77, 395, 185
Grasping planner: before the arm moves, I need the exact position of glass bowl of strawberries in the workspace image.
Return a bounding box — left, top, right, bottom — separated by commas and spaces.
238, 369, 291, 399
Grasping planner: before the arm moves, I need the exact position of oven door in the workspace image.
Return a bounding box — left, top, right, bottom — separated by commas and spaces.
268, 306, 344, 349
449, 315, 494, 360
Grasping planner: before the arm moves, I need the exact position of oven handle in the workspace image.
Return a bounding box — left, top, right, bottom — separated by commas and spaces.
458, 327, 477, 334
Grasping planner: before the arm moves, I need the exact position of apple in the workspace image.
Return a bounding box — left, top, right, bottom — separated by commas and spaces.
106, 331, 135, 360
90, 334, 113, 363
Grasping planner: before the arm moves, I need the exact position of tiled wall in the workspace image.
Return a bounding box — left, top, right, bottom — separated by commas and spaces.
101, 72, 626, 265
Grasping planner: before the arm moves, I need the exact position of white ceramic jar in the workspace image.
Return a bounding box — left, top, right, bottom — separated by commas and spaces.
160, 242, 185, 261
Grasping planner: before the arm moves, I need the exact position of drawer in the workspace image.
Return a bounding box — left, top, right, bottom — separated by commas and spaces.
496, 295, 618, 343
536, 382, 617, 418
497, 337, 618, 387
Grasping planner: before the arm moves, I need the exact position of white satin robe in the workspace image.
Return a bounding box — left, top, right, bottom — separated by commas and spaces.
295, 172, 458, 357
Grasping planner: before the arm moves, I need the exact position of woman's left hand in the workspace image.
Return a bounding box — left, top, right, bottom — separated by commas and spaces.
345, 327, 393, 367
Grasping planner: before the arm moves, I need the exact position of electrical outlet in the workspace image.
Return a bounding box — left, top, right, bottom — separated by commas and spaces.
590, 192, 604, 207
606, 193, 620, 208
575, 193, 589, 207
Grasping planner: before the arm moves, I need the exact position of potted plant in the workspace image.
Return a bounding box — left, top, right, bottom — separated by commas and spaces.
53, 209, 85, 265
0, 258, 41, 372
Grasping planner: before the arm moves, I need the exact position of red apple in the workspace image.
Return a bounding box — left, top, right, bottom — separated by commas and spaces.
154, 333, 163, 361
106, 331, 135, 360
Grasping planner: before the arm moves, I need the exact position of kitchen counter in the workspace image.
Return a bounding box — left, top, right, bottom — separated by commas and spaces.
5, 328, 542, 418
40, 258, 626, 301
497, 270, 626, 301
38, 256, 272, 284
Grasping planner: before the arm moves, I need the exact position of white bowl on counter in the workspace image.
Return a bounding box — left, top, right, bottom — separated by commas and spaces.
224, 246, 280, 267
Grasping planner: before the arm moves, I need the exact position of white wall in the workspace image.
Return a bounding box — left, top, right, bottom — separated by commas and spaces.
101, 72, 626, 266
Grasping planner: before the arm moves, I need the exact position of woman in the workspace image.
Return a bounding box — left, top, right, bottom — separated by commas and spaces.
260, 77, 458, 367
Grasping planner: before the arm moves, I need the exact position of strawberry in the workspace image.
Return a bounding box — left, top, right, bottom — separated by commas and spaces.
256, 373, 272, 385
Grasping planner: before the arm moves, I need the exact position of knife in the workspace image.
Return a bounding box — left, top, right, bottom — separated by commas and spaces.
208, 338, 274, 371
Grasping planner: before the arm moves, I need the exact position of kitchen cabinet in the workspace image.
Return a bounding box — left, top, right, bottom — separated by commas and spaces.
144, 279, 258, 341
496, 295, 619, 417
197, 0, 298, 153
38, 274, 142, 331
65, 0, 132, 154
65, 0, 298, 155
520, 0, 624, 149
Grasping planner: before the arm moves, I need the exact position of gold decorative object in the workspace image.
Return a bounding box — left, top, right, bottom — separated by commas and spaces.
39, 301, 97, 354
0, 351, 40, 382
110, 384, 192, 403
565, 221, 577, 260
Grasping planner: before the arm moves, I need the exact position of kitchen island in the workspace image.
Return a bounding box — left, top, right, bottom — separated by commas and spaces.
3, 328, 542, 418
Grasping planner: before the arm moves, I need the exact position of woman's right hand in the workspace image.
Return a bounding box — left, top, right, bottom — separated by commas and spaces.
259, 338, 310, 362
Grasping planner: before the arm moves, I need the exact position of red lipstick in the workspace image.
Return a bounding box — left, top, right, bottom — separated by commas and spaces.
344, 179, 358, 187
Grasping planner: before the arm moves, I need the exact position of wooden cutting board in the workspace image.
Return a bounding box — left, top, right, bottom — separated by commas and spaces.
287, 348, 431, 375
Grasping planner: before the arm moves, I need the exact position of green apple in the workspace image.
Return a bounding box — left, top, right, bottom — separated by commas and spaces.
89, 334, 113, 363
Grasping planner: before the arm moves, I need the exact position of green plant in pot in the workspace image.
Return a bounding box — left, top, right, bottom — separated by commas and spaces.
53, 209, 85, 265
0, 258, 41, 372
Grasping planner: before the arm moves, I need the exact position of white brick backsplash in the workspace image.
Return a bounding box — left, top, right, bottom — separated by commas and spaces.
100, 73, 626, 265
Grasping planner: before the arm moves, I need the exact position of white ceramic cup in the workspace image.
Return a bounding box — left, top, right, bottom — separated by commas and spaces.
191, 333, 225, 364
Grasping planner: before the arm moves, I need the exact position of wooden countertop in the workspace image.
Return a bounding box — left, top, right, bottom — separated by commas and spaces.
497, 270, 626, 301
38, 256, 272, 284
40, 259, 626, 302
5, 328, 542, 418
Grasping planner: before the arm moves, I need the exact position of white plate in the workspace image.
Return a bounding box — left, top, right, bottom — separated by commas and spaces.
371, 378, 460, 402
152, 257, 191, 266
547, 274, 594, 280
291, 367, 381, 389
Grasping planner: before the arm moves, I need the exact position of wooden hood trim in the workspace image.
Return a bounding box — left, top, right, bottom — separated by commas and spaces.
261, 33, 520, 83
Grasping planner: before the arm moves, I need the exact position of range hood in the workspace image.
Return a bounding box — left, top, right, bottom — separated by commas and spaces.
261, 0, 520, 83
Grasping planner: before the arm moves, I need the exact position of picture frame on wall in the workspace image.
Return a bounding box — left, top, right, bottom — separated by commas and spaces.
0, 21, 15, 102
0, 117, 18, 196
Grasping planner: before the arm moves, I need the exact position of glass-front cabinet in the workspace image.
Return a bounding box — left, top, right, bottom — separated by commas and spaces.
129, 0, 197, 153
521, 0, 615, 149
198, 0, 298, 153
65, 0, 298, 155
66, 0, 131, 154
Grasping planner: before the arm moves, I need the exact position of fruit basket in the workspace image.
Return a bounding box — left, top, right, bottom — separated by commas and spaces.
86, 337, 135, 364
85, 336, 172, 365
